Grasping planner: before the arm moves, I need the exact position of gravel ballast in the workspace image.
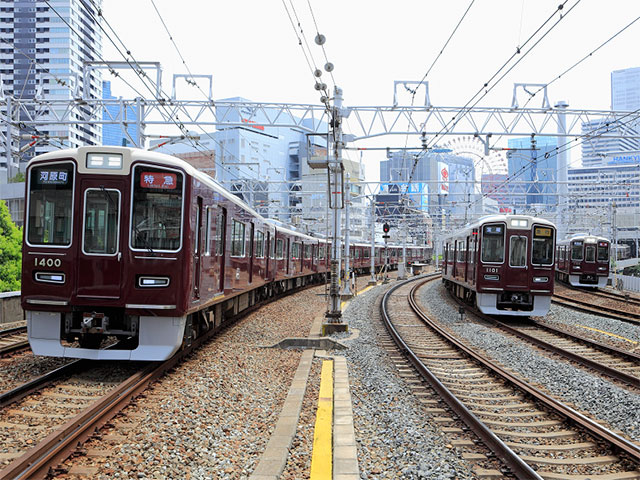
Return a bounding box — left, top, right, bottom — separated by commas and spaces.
419, 280, 640, 442
335, 282, 477, 480
55, 287, 326, 480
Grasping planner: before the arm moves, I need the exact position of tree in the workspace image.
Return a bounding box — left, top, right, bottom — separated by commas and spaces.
8, 172, 25, 183
0, 200, 22, 292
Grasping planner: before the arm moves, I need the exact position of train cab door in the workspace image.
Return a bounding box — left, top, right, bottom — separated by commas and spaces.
193, 197, 204, 299
216, 207, 227, 293
265, 232, 271, 280
76, 179, 125, 300
248, 223, 254, 284
507, 233, 528, 288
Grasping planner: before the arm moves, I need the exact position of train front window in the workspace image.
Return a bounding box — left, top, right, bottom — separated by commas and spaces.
509, 236, 527, 267
585, 245, 596, 262
131, 166, 184, 252
532, 226, 554, 266
27, 163, 74, 246
597, 242, 609, 261
481, 224, 504, 263
571, 241, 583, 261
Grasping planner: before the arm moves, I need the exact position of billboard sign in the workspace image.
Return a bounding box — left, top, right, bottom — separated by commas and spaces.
438, 162, 449, 195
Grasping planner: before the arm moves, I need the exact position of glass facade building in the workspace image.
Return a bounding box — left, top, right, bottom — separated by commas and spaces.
102, 81, 139, 147
0, 0, 103, 172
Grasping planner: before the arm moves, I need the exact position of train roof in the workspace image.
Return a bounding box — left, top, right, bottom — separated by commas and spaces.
557, 234, 610, 245
444, 214, 556, 240
28, 146, 264, 220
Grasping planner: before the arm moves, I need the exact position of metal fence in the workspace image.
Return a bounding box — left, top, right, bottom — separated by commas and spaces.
613, 274, 640, 293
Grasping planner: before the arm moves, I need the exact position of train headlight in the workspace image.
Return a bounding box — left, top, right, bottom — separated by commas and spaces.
138, 276, 170, 288
483, 274, 500, 281
533, 276, 549, 283
35, 272, 65, 284
598, 266, 607, 271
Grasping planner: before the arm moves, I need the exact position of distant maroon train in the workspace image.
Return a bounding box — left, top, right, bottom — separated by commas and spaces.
442, 214, 556, 316
22, 146, 430, 360
555, 234, 610, 288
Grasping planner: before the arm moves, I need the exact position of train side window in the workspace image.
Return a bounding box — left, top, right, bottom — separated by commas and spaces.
481, 224, 504, 263
597, 242, 609, 261
304, 244, 311, 259
571, 241, 583, 261
255, 230, 265, 258
276, 238, 284, 259
509, 236, 527, 267
319, 245, 326, 260
585, 245, 596, 262
292, 242, 301, 260
231, 220, 246, 257
532, 226, 554, 266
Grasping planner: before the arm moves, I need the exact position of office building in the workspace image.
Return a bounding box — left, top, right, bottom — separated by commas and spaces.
102, 80, 139, 147
0, 0, 103, 181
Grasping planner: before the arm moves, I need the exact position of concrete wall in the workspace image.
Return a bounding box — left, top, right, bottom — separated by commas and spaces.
0, 291, 23, 324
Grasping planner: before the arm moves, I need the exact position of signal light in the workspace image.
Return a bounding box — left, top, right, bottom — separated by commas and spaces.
383, 223, 390, 233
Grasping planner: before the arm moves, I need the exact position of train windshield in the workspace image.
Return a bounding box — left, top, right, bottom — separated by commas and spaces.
532, 226, 554, 265
571, 241, 584, 261
597, 242, 609, 261
27, 163, 74, 246
481, 224, 504, 263
131, 166, 184, 252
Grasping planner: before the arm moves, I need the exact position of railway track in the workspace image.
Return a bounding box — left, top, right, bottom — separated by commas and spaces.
451, 298, 640, 388
381, 275, 640, 479
0, 326, 29, 357
552, 292, 640, 325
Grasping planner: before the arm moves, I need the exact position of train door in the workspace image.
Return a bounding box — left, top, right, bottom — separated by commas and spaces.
76, 179, 125, 300
193, 197, 203, 299
286, 238, 291, 275
266, 231, 271, 280
216, 207, 227, 293
464, 236, 470, 282
507, 233, 528, 288
249, 223, 254, 284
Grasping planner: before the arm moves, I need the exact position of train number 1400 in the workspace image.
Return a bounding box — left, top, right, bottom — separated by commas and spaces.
35, 257, 62, 268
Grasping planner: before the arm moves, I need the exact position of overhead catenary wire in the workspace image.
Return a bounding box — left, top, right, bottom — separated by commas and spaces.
407, 0, 579, 188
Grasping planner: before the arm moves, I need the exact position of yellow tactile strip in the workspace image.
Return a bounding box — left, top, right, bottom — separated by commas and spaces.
310, 360, 334, 479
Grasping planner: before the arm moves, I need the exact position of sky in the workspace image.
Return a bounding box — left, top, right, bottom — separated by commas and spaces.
101, 0, 640, 182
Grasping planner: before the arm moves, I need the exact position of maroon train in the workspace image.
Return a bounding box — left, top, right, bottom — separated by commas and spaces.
555, 234, 610, 288
442, 214, 556, 316
22, 146, 429, 360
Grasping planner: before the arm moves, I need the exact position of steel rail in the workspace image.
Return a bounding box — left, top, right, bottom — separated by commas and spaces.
451, 296, 640, 388
0, 279, 323, 480
0, 360, 84, 409
411, 279, 640, 465
380, 275, 543, 480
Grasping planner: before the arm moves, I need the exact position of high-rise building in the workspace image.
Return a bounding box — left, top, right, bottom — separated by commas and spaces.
612, 67, 640, 112
506, 136, 559, 213
580, 67, 640, 168
0, 0, 103, 177
102, 81, 139, 147
581, 118, 639, 167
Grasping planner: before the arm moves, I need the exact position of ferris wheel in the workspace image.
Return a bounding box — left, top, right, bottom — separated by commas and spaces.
442, 135, 508, 176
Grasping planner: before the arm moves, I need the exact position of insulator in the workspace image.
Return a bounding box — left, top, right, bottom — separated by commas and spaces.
315, 34, 326, 45
320, 95, 328, 104
324, 62, 334, 72
314, 69, 322, 77
314, 82, 323, 91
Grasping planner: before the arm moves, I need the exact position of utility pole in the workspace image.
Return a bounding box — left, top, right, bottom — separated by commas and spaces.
369, 198, 377, 285
324, 86, 348, 333
556, 100, 569, 240
341, 174, 353, 298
